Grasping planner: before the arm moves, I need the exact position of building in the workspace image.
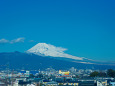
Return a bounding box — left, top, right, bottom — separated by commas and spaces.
110, 82, 115, 86
97, 80, 107, 86
59, 70, 70, 75
46, 81, 58, 86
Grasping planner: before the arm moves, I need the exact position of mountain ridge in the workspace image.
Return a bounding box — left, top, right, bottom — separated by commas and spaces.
0, 51, 115, 70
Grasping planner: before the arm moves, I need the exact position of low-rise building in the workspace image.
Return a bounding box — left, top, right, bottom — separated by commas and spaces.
46, 81, 58, 86
110, 82, 115, 86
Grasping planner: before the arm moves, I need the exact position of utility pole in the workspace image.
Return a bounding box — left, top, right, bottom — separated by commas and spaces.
6, 62, 9, 86
11, 70, 14, 86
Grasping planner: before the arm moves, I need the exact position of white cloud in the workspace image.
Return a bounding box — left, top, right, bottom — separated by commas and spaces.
0, 37, 25, 44
73, 61, 95, 64
10, 37, 25, 44
0, 39, 9, 43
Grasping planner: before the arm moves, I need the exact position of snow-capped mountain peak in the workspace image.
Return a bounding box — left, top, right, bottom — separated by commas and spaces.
27, 43, 83, 60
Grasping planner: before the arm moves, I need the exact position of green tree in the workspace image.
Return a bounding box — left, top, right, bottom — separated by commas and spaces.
107, 69, 115, 77
38, 73, 43, 78
90, 71, 99, 77
29, 74, 35, 78
98, 72, 106, 77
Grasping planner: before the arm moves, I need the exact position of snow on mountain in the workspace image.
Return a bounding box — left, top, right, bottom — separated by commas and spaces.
27, 43, 83, 60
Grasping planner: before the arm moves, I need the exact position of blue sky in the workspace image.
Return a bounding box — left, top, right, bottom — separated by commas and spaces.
0, 0, 115, 61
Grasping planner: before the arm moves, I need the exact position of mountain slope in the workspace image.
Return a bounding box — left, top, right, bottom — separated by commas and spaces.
27, 43, 115, 65
27, 43, 84, 60
0, 51, 115, 70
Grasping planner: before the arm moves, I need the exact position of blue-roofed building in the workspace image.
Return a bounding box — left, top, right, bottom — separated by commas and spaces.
43, 79, 50, 85
110, 82, 115, 86
46, 81, 58, 86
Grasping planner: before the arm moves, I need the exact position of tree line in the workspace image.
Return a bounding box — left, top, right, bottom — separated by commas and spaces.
90, 69, 115, 77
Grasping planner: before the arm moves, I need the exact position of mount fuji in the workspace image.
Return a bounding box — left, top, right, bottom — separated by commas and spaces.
0, 43, 115, 70
27, 43, 83, 60
26, 43, 114, 65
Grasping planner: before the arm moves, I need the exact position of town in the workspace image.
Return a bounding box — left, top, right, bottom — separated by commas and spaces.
0, 67, 115, 86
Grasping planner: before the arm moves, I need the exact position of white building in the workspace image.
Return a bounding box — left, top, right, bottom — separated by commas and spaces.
110, 82, 115, 86
97, 80, 107, 86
